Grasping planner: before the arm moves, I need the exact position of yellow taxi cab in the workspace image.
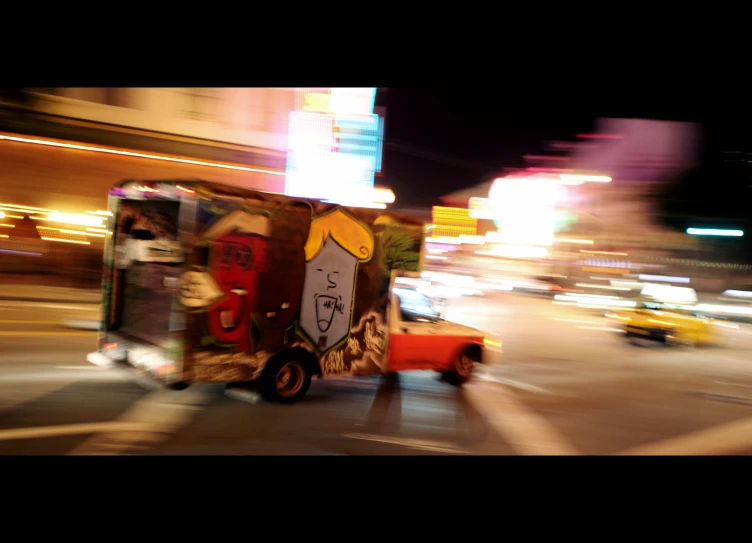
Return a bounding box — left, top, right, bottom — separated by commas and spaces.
606, 285, 718, 347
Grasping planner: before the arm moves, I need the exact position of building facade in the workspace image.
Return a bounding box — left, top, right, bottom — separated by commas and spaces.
30, 88, 295, 152
0, 88, 300, 214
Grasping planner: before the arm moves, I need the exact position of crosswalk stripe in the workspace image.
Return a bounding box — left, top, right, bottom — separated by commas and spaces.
465, 381, 580, 455
68, 386, 217, 455
618, 416, 752, 455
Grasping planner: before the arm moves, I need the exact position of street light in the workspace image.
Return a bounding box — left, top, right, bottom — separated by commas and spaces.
559, 174, 612, 184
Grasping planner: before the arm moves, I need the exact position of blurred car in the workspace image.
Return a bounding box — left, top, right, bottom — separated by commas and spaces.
511, 276, 564, 297
607, 300, 718, 347
388, 285, 503, 382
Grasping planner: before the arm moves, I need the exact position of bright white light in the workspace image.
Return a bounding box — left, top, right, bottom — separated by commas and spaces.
469, 198, 496, 220
559, 174, 612, 183
420, 271, 477, 288
489, 176, 558, 246
417, 285, 479, 298
426, 236, 461, 245
562, 292, 620, 300
554, 238, 595, 245
40, 236, 90, 245
328, 88, 376, 116
459, 235, 485, 245
686, 228, 743, 237
285, 107, 380, 202
46, 213, 105, 227
476, 245, 548, 259
553, 296, 637, 308
641, 284, 697, 303
576, 283, 631, 291
373, 187, 395, 204
722, 290, 752, 299
552, 318, 600, 325
694, 304, 752, 316
639, 274, 690, 283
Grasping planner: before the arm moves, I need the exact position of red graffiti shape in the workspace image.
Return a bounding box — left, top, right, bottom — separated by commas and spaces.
206, 233, 268, 352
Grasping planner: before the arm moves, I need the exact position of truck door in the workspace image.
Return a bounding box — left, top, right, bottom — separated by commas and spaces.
108, 198, 185, 352
387, 287, 446, 371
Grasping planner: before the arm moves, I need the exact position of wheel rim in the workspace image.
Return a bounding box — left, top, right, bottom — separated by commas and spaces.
457, 354, 474, 377
275, 361, 305, 398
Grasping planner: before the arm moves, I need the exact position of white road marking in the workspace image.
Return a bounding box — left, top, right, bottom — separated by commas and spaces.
465, 381, 580, 455
712, 322, 739, 329
344, 433, 468, 454
225, 388, 262, 404
552, 318, 601, 325
476, 368, 653, 396
0, 421, 150, 442
618, 416, 752, 455
577, 326, 624, 332
0, 361, 121, 413
0, 384, 79, 414
473, 373, 551, 394
68, 386, 216, 455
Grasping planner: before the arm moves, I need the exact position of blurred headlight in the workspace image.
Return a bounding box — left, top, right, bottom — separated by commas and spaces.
483, 338, 502, 349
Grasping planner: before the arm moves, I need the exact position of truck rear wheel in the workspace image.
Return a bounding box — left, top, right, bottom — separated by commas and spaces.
166, 382, 190, 391
260, 352, 312, 403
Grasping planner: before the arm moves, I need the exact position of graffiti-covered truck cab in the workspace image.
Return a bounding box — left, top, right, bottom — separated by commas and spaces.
87, 180, 498, 403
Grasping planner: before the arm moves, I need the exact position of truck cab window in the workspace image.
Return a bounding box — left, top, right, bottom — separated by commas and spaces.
394, 287, 441, 323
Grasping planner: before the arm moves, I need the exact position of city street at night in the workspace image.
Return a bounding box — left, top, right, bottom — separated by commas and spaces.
2, 86, 752, 456
2, 293, 752, 456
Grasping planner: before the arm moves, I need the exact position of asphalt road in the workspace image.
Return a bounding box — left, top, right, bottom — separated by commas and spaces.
2, 294, 752, 455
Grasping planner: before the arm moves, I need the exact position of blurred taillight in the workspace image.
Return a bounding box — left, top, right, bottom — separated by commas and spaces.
104, 342, 117, 350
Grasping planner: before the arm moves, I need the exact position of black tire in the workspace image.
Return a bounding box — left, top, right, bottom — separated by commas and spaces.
443, 346, 480, 386
260, 351, 313, 404
166, 382, 190, 391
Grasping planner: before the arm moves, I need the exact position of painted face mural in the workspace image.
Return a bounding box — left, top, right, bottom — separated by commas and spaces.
304, 238, 356, 349
201, 211, 271, 352
300, 208, 374, 353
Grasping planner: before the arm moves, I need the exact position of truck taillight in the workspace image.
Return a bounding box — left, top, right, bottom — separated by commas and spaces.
104, 342, 117, 350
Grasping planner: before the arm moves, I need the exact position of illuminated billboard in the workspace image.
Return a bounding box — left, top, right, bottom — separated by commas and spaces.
285, 88, 384, 203
431, 206, 477, 238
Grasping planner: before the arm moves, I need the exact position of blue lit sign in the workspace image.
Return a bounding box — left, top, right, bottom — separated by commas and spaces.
285, 88, 384, 202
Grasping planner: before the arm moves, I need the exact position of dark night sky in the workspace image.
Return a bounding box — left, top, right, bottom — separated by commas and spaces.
376, 89, 752, 228
378, 88, 598, 208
